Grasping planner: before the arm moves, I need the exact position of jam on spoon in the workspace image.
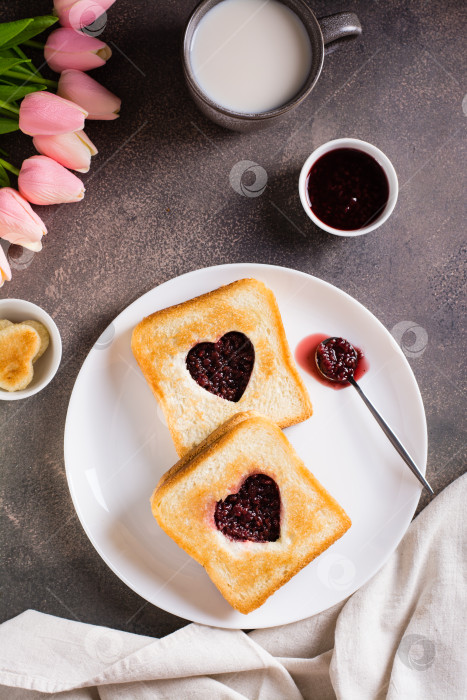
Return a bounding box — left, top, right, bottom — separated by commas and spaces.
315, 336, 361, 383
295, 333, 368, 388
315, 337, 434, 495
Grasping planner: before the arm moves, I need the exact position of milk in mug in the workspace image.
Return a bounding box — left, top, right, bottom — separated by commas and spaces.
190, 0, 313, 114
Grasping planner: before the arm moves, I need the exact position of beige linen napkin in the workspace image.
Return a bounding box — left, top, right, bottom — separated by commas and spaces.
1, 473, 466, 700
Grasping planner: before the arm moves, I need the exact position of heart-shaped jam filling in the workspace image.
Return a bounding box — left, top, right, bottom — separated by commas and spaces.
186, 331, 254, 402
215, 474, 280, 542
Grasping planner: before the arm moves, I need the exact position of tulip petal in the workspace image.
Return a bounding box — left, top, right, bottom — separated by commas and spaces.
58, 69, 120, 119
0, 188, 46, 251
45, 28, 111, 72
76, 130, 98, 154
54, 0, 116, 10
47, 26, 107, 51
54, 0, 76, 13
45, 47, 107, 72
33, 130, 97, 173
87, 112, 118, 120
65, 0, 117, 31
19, 156, 85, 205
19, 91, 87, 137
55, 0, 116, 29
0, 246, 12, 286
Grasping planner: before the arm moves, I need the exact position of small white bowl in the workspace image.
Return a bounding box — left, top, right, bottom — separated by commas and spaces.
298, 138, 399, 236
0, 298, 62, 400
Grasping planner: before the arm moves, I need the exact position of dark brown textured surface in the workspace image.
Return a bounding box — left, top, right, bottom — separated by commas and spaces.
0, 0, 465, 637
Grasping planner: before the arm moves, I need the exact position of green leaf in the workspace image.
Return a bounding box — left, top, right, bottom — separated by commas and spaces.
0, 164, 10, 188
0, 58, 30, 76
0, 84, 44, 101
0, 19, 33, 49
2, 70, 57, 87
0, 117, 19, 134
0, 158, 19, 176
0, 50, 38, 76
0, 48, 20, 58
0, 99, 19, 115
2, 15, 58, 50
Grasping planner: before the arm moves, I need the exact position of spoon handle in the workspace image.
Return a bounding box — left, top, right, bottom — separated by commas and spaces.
348, 376, 434, 495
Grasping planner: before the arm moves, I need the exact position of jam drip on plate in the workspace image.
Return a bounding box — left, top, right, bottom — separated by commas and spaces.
215, 474, 280, 542
186, 331, 254, 402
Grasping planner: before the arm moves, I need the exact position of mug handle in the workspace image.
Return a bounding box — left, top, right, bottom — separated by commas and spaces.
318, 12, 362, 49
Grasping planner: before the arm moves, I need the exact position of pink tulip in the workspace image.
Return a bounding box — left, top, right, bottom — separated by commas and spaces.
33, 130, 97, 173
19, 91, 87, 137
18, 156, 85, 205
0, 246, 12, 287
54, 0, 116, 31
45, 28, 112, 72
58, 70, 120, 120
0, 189, 47, 252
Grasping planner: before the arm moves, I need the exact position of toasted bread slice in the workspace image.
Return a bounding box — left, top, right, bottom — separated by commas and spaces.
152, 413, 351, 614
0, 324, 41, 391
19, 320, 49, 361
132, 278, 312, 456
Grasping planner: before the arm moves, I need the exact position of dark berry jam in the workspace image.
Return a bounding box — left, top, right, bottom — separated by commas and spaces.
306, 148, 389, 230
316, 337, 363, 383
214, 474, 280, 542
186, 331, 254, 402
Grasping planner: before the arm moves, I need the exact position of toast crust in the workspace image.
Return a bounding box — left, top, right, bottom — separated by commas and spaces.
19, 320, 49, 361
132, 279, 313, 456
152, 414, 351, 614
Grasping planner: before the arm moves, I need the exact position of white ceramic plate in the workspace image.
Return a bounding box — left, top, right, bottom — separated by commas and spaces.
64, 263, 427, 628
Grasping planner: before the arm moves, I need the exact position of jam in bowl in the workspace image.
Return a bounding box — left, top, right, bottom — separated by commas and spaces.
299, 138, 398, 236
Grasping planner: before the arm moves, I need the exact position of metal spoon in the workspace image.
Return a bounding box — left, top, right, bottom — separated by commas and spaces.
315, 338, 434, 495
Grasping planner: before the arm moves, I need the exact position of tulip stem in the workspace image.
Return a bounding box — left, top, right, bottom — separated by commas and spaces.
0, 159, 19, 177
12, 46, 29, 61
22, 40, 45, 50
3, 70, 58, 88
